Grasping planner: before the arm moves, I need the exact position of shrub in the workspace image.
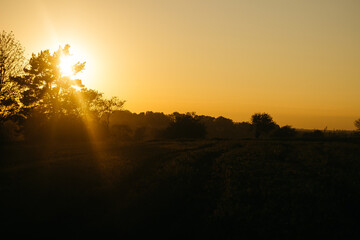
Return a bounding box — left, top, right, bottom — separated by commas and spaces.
271, 125, 297, 138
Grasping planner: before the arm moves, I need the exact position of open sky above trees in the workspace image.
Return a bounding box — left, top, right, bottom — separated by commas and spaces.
1, 0, 359, 130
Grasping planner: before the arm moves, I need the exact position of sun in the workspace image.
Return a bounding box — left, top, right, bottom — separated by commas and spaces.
56, 44, 90, 89
59, 55, 78, 77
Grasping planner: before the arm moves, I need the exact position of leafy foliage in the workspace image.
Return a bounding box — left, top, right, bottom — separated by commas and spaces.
0, 38, 125, 141
0, 31, 25, 86
11, 44, 86, 119
0, 31, 26, 122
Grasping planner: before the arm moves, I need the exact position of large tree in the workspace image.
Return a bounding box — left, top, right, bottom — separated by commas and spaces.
0, 40, 125, 141
11, 44, 125, 135
11, 44, 86, 119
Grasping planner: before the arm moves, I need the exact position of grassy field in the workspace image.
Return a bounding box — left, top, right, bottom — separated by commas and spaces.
1, 139, 360, 238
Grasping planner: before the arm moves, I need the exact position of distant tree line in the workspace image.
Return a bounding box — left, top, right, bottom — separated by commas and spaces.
108, 110, 360, 141
108, 111, 296, 141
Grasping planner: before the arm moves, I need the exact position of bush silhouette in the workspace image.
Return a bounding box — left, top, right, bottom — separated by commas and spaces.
271, 125, 297, 138
251, 113, 279, 138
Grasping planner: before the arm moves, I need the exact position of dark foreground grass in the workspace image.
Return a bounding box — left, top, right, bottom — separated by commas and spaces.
1, 139, 360, 238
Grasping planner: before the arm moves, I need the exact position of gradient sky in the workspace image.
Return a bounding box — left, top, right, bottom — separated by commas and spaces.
1, 0, 359, 129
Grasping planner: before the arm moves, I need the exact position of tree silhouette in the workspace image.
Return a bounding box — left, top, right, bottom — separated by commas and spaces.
0, 31, 26, 122
1, 43, 125, 141
355, 118, 360, 131
251, 113, 279, 138
271, 125, 297, 138
98, 96, 125, 129
0, 31, 25, 89
11, 44, 85, 119
164, 112, 206, 139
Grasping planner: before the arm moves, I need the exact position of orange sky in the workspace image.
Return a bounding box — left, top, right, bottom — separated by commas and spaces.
1, 0, 359, 129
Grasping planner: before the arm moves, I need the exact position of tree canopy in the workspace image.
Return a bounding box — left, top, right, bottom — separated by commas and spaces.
0, 32, 125, 141
251, 113, 279, 138
163, 112, 207, 139
0, 31, 25, 87
0, 31, 26, 122
11, 44, 86, 118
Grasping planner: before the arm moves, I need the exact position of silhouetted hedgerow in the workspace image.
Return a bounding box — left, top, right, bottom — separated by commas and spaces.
302, 129, 325, 139
109, 111, 255, 140
162, 113, 207, 139
271, 125, 297, 138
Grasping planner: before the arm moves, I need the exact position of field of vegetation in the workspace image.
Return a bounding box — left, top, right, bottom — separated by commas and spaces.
1, 139, 360, 238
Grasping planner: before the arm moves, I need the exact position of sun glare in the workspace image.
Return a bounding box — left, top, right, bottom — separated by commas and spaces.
59, 55, 78, 77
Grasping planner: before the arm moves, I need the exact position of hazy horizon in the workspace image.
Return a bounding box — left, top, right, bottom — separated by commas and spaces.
1, 0, 359, 130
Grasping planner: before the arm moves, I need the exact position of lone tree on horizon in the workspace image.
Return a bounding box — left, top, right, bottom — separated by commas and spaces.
355, 118, 360, 131
251, 112, 278, 138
